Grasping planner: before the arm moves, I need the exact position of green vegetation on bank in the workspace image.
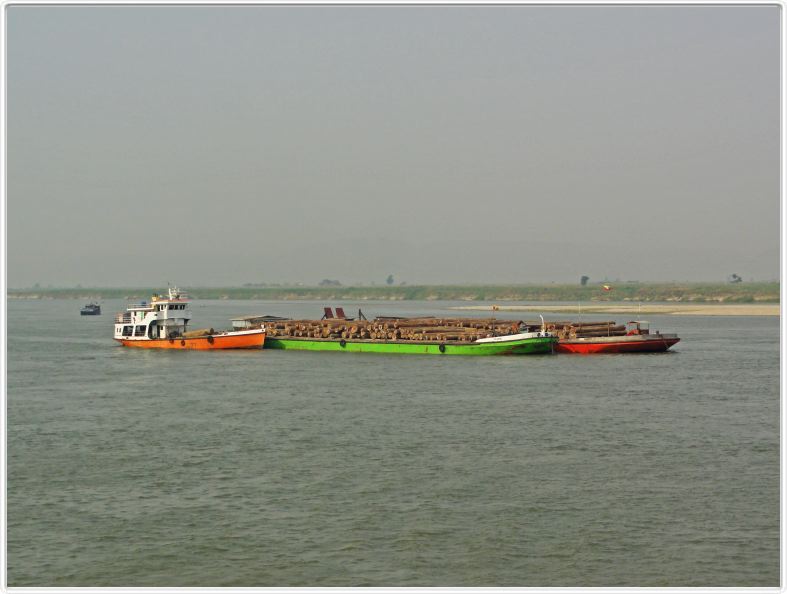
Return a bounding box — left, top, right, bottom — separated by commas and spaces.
7, 282, 780, 303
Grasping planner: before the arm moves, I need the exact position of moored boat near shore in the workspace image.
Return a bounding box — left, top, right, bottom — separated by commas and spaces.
113, 287, 265, 350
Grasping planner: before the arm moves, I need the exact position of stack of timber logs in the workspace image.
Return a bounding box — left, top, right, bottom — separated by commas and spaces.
182, 328, 215, 338
543, 321, 626, 339
260, 317, 543, 343
258, 316, 627, 342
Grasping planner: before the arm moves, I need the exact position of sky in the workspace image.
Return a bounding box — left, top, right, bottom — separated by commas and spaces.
6, 4, 780, 287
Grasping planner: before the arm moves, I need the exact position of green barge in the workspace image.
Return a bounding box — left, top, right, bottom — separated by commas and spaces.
263, 332, 556, 356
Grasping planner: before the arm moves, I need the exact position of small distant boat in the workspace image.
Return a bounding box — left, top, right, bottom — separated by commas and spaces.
80, 303, 101, 316
113, 287, 265, 350
555, 321, 680, 354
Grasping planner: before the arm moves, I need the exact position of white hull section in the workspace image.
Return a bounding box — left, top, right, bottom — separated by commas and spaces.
475, 331, 552, 344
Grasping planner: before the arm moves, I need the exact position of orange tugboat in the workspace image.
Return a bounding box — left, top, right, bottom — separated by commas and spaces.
113, 287, 265, 350
555, 321, 680, 354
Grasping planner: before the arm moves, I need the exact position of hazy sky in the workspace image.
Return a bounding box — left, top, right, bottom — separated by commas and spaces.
7, 5, 780, 287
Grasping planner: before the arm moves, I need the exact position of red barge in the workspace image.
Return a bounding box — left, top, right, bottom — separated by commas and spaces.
555, 321, 680, 354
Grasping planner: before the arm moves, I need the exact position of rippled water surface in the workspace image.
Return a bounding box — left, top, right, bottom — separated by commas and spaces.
6, 299, 780, 586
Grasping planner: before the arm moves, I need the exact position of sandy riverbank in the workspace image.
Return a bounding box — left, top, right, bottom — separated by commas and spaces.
451, 303, 780, 316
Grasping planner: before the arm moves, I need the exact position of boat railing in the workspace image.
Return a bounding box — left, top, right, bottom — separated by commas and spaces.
126, 303, 155, 310
115, 313, 132, 323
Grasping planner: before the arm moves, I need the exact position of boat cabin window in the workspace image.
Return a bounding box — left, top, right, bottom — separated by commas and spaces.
122, 326, 133, 337
159, 303, 186, 311
135, 325, 146, 336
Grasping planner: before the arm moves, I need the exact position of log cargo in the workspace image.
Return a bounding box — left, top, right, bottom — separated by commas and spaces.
256, 315, 555, 355
231, 311, 679, 355
182, 328, 215, 338
226, 311, 680, 355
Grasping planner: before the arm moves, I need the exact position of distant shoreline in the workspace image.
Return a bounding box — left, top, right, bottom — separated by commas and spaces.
451, 303, 780, 316
7, 282, 780, 307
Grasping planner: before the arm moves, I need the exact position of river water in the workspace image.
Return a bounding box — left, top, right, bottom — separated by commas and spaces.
6, 298, 780, 586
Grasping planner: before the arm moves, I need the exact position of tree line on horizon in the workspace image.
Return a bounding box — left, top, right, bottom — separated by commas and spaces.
8, 281, 779, 303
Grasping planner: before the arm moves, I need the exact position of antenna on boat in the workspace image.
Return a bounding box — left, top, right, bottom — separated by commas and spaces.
539, 314, 545, 333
